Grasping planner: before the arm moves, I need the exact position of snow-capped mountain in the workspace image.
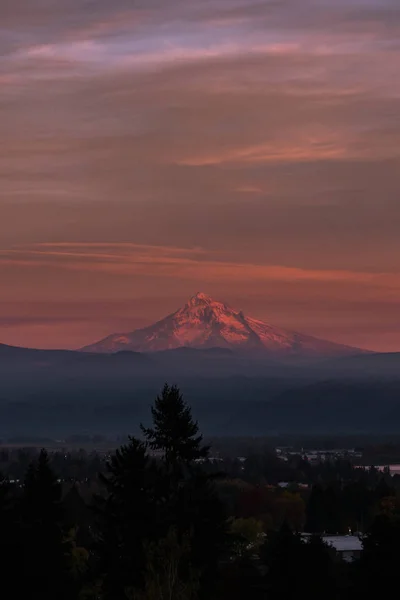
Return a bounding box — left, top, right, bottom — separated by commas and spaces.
81, 292, 362, 357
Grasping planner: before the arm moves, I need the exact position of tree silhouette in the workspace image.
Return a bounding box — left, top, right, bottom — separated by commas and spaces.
142, 384, 229, 596
356, 514, 400, 597
0, 471, 19, 587
94, 386, 229, 600
261, 521, 306, 597
18, 449, 72, 600
261, 524, 338, 600
95, 437, 167, 600
141, 384, 209, 466
304, 534, 337, 600
175, 468, 229, 598
305, 484, 326, 532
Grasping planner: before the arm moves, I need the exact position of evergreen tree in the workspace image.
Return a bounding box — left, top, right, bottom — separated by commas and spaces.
306, 484, 326, 532
261, 525, 338, 600
374, 477, 394, 501
304, 534, 337, 600
175, 469, 229, 598
0, 471, 11, 529
95, 437, 167, 600
142, 385, 229, 597
355, 514, 400, 597
141, 384, 209, 466
324, 485, 341, 533
306, 484, 341, 533
0, 472, 19, 584
63, 482, 92, 547
341, 481, 370, 533
17, 449, 72, 600
261, 521, 306, 598
96, 387, 229, 600
22, 449, 63, 525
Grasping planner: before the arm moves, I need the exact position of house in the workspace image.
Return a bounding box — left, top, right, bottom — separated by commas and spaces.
323, 535, 363, 562
302, 534, 362, 562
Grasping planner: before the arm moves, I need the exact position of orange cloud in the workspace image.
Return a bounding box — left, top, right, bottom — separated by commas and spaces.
1, 243, 400, 290
176, 130, 400, 167
31, 242, 206, 255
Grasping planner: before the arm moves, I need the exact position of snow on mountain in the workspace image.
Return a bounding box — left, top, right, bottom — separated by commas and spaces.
81, 292, 362, 358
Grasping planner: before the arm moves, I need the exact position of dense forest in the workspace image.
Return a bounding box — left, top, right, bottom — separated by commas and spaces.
2, 384, 400, 599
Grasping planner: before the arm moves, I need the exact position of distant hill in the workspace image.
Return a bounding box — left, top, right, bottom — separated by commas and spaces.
1, 340, 399, 438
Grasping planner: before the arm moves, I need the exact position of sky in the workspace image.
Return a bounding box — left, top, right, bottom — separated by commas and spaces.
1, 0, 400, 351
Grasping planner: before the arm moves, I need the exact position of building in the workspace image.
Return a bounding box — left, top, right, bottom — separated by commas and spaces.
323, 535, 363, 562
302, 534, 362, 562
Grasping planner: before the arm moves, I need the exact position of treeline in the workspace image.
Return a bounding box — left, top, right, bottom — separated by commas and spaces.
218, 475, 399, 534
2, 385, 400, 599
1, 385, 227, 599
0, 447, 105, 481
2, 444, 396, 489
215, 452, 396, 487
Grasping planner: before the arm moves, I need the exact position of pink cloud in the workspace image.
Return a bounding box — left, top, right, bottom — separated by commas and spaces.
2, 244, 400, 290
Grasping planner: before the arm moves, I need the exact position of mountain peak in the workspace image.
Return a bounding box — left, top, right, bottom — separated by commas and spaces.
187, 292, 217, 306
81, 293, 362, 357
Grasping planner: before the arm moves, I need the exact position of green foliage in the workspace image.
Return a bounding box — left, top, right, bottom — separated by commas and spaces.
230, 517, 264, 556
78, 580, 104, 600
127, 529, 199, 600
67, 527, 90, 580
